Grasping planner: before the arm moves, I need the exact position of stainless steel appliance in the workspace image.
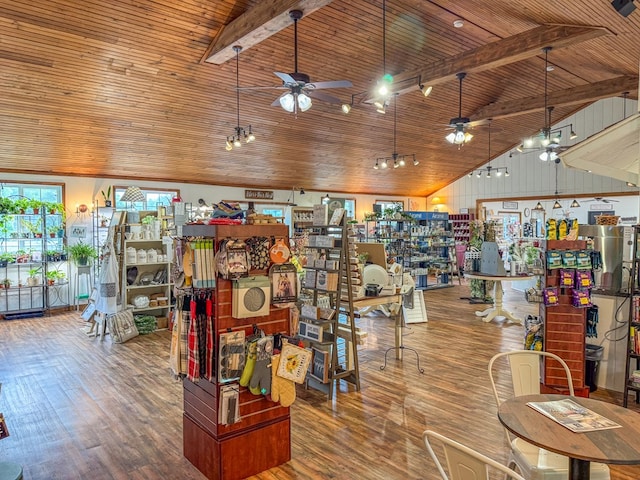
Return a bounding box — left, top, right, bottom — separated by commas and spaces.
579, 225, 624, 293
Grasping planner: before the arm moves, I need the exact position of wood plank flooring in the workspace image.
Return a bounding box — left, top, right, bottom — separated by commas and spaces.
1, 282, 639, 480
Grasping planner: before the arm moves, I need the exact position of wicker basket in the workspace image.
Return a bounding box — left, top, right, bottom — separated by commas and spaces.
596, 215, 620, 225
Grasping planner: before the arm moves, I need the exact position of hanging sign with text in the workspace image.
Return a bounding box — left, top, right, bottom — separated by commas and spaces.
244, 190, 274, 200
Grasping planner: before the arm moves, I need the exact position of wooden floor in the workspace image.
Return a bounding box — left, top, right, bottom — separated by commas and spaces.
1, 282, 639, 480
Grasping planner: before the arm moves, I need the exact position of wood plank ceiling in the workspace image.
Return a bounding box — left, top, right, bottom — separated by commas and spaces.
0, 0, 639, 197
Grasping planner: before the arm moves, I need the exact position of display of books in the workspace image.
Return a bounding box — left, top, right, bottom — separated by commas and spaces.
527, 398, 621, 433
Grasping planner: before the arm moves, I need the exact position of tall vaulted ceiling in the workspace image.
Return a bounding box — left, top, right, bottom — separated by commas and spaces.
1, 0, 638, 197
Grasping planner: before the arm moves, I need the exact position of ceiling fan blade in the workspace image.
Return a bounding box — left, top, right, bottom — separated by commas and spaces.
271, 93, 287, 107
237, 85, 287, 91
274, 72, 297, 85
306, 90, 341, 104
306, 80, 353, 90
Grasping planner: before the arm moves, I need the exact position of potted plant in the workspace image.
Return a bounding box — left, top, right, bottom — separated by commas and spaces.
29, 198, 43, 214
14, 197, 30, 214
1, 278, 11, 289
0, 252, 14, 267
46, 269, 66, 285
27, 266, 42, 286
101, 186, 112, 207
0, 197, 18, 215
21, 218, 42, 238
67, 242, 98, 266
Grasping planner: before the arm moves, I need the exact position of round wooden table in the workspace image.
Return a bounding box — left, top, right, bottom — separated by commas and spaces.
464, 272, 533, 324
498, 393, 640, 480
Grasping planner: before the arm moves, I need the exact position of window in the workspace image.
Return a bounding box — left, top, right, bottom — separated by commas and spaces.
344, 199, 356, 220
262, 208, 284, 218
113, 186, 179, 211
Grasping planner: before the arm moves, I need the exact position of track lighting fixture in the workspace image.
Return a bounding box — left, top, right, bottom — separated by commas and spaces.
225, 46, 256, 151
418, 75, 433, 97
372, 95, 418, 170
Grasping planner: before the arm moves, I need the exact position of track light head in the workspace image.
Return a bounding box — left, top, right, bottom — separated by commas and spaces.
505, 169, 510, 177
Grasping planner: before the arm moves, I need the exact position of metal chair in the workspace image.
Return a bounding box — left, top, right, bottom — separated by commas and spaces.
488, 350, 610, 480
423, 430, 525, 480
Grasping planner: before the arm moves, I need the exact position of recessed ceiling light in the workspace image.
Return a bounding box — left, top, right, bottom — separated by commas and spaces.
453, 19, 464, 28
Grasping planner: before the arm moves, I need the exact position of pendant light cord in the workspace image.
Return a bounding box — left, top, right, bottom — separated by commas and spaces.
294, 16, 299, 74
382, 0, 386, 75
393, 94, 397, 155
235, 47, 241, 129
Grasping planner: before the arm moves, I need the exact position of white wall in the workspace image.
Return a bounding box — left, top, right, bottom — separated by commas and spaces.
0, 172, 426, 226
427, 97, 640, 214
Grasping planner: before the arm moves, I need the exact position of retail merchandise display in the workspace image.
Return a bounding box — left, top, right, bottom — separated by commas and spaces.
171, 222, 299, 479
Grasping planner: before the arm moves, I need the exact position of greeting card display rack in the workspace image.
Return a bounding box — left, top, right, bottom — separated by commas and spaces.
298, 208, 360, 399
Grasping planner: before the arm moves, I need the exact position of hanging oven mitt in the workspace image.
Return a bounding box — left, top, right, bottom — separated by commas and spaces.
249, 335, 273, 395
239, 338, 258, 387
270, 353, 296, 407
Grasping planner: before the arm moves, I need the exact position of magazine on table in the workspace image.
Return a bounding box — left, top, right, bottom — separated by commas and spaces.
527, 398, 621, 433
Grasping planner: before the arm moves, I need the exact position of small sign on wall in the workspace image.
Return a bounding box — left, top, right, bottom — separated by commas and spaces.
502, 201, 518, 209
245, 190, 274, 200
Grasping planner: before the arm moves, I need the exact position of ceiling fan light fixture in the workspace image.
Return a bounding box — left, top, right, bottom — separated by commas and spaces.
279, 93, 295, 112
539, 150, 550, 161
298, 93, 312, 112
233, 137, 242, 148
445, 131, 456, 144
570, 199, 581, 208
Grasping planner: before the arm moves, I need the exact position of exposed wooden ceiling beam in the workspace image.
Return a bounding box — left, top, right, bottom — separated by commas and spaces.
469, 75, 639, 121
202, 0, 334, 65
363, 24, 612, 102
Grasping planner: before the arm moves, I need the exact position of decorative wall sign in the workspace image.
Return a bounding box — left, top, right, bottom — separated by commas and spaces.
70, 226, 87, 238
590, 203, 614, 211
244, 190, 274, 200
502, 201, 518, 209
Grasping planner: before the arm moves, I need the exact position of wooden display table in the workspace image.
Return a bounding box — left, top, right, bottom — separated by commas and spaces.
464, 272, 533, 324
499, 393, 640, 480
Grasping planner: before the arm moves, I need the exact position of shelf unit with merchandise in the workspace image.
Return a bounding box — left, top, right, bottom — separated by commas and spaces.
122, 238, 173, 319
178, 223, 292, 480
364, 218, 412, 269
298, 212, 360, 399
0, 208, 69, 318
449, 212, 475, 244
624, 225, 640, 407
539, 239, 590, 397
406, 211, 455, 290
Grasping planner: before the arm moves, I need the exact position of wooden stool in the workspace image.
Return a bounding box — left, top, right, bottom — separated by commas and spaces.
0, 461, 23, 480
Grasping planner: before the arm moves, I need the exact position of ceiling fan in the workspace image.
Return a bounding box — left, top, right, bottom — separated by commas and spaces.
240, 10, 352, 113
584, 197, 619, 203
445, 72, 485, 145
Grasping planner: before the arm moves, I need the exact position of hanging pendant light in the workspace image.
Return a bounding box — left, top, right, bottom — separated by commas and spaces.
533, 202, 545, 211
570, 199, 581, 208
225, 46, 256, 150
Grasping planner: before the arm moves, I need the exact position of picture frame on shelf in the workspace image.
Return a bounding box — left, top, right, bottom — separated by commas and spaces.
311, 347, 330, 383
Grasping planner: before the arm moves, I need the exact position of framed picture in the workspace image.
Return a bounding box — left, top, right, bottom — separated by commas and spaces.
311, 347, 330, 383
270, 263, 297, 304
